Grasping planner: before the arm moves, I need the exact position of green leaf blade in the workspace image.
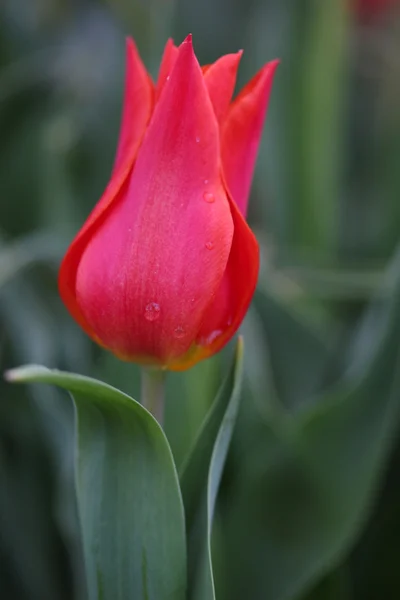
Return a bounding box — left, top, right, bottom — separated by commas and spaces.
180, 338, 244, 600
6, 366, 187, 600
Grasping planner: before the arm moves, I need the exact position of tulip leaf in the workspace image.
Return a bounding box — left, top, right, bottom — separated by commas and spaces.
180, 338, 244, 600
220, 251, 400, 600
5, 366, 187, 600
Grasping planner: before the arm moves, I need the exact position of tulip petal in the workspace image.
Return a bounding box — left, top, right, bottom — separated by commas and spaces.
204, 51, 242, 124
190, 188, 259, 365
167, 183, 259, 371
155, 38, 179, 101
74, 35, 234, 366
113, 38, 155, 173
221, 59, 279, 216
59, 38, 154, 339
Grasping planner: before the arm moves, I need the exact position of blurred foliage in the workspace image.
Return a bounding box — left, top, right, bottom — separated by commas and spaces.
1, 0, 400, 599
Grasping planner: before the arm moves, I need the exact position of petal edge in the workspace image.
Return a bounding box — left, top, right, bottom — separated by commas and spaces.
221, 59, 279, 216
59, 39, 154, 338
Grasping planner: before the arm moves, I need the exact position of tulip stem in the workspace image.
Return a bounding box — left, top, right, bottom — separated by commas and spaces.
141, 368, 166, 425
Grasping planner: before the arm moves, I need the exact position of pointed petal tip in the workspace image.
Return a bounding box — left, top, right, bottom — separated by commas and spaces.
227, 49, 243, 63
259, 59, 280, 93
252, 58, 280, 83
163, 37, 178, 53
176, 33, 198, 65
220, 57, 279, 216
125, 36, 137, 53
262, 58, 280, 77
203, 50, 244, 123
249, 58, 280, 97
124, 37, 144, 69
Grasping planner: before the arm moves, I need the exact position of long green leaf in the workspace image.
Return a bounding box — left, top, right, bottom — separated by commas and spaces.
220, 251, 400, 600
5, 366, 186, 600
180, 338, 244, 600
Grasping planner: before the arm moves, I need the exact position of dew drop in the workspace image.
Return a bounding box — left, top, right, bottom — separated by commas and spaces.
205, 329, 223, 345
203, 192, 215, 204
203, 179, 209, 185
205, 241, 213, 250
195, 136, 200, 143
174, 325, 186, 339
144, 302, 160, 322
166, 75, 170, 81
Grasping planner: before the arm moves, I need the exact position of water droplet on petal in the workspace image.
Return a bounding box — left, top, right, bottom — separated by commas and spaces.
205, 241, 213, 250
144, 302, 160, 322
174, 325, 186, 339
195, 136, 200, 143
203, 192, 215, 203
204, 179, 209, 185
205, 329, 223, 345
166, 75, 170, 81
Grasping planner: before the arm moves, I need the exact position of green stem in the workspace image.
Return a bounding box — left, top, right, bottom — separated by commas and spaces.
141, 368, 166, 425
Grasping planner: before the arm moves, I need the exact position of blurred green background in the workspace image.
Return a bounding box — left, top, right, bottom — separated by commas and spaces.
1, 0, 400, 598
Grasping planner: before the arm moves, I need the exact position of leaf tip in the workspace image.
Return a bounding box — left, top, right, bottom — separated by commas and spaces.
3, 369, 15, 382
3, 364, 49, 383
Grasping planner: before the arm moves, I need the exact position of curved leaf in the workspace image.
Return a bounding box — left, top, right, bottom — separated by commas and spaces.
5, 366, 186, 600
180, 338, 244, 600
220, 250, 400, 600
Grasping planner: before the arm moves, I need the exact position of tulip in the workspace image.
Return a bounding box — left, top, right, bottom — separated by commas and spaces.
59, 35, 278, 371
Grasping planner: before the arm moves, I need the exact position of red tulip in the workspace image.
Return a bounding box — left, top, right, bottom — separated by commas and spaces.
59, 35, 278, 371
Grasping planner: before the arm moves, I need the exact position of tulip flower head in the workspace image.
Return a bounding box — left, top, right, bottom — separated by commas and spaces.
59, 35, 278, 370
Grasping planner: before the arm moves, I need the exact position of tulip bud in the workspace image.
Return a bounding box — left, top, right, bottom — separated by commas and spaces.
59, 35, 278, 370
